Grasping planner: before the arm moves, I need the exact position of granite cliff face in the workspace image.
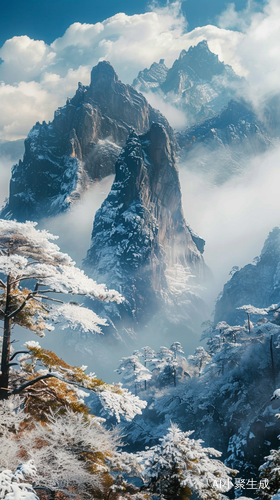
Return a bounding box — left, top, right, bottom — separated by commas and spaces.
1, 62, 174, 222
133, 41, 243, 125
84, 123, 210, 339
176, 99, 271, 184
214, 227, 280, 326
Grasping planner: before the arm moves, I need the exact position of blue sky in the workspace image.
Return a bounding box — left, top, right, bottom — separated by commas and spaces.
0, 0, 265, 47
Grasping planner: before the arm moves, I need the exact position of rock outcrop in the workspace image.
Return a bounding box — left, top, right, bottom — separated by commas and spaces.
1, 62, 174, 222
84, 123, 210, 340
214, 227, 280, 326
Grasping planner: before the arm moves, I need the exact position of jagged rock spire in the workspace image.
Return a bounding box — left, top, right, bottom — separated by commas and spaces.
84, 123, 209, 336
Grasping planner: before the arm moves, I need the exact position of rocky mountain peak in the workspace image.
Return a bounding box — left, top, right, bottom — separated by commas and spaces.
161, 40, 227, 94
179, 49, 187, 59
178, 40, 213, 66
109, 123, 182, 223
132, 41, 243, 126
143, 122, 172, 168
1, 62, 174, 222
90, 60, 119, 88
176, 98, 270, 184
261, 226, 280, 259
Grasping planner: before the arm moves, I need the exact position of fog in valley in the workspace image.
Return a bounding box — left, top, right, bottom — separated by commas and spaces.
180, 141, 280, 306
1, 135, 279, 382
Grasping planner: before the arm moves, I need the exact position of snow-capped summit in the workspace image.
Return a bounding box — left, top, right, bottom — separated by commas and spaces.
84, 122, 210, 340
133, 40, 244, 126
1, 62, 173, 222
161, 40, 234, 94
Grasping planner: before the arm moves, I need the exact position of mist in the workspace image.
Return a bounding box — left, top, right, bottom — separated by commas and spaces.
0, 156, 14, 207
142, 90, 190, 130
179, 141, 280, 307
39, 176, 114, 266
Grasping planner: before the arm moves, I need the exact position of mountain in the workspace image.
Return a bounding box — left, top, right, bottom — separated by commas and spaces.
176, 99, 271, 184
132, 59, 168, 92
1, 62, 174, 222
214, 227, 280, 326
84, 122, 210, 341
133, 40, 244, 126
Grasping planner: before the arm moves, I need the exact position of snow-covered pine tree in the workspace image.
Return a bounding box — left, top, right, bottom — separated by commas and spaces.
0, 461, 38, 500
141, 346, 156, 368
139, 423, 237, 500
8, 342, 147, 423
115, 355, 152, 393
133, 347, 156, 390
170, 342, 184, 357
257, 391, 280, 500
151, 344, 188, 387
170, 342, 185, 386
150, 346, 175, 387
187, 346, 211, 376
258, 447, 280, 500
0, 220, 122, 399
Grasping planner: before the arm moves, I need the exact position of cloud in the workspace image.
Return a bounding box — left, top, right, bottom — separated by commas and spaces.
39, 176, 114, 267
0, 66, 90, 141
0, 157, 14, 208
218, 0, 280, 99
0, 36, 56, 84
141, 90, 190, 129
217, 1, 259, 31
179, 143, 280, 305
0, 161, 11, 206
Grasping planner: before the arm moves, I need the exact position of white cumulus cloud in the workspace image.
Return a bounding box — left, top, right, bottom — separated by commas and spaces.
0, 36, 56, 84
218, 0, 280, 98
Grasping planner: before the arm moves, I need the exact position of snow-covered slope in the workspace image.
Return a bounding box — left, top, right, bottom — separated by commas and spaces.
84, 123, 210, 340
1, 62, 174, 222
214, 227, 280, 326
133, 40, 243, 126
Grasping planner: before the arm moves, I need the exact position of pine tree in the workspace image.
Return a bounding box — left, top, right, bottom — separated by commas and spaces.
139, 423, 236, 500
187, 346, 211, 376
0, 220, 122, 399
116, 355, 152, 393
